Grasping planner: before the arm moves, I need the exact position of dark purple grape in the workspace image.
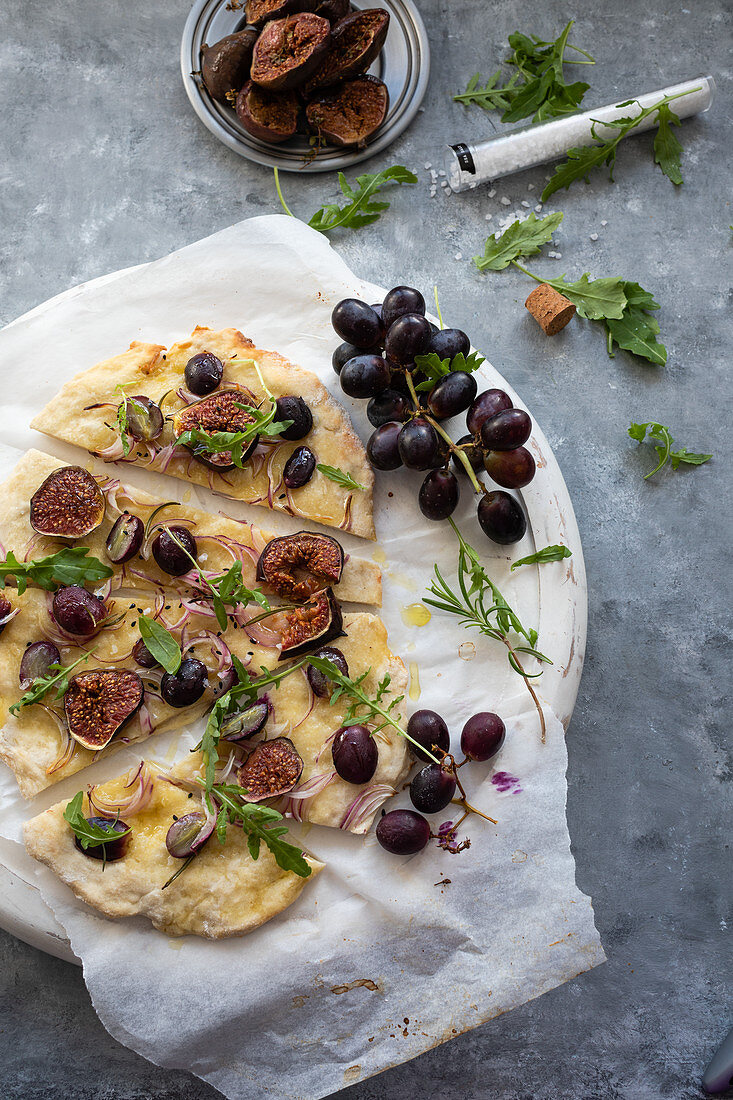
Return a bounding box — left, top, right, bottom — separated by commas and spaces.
306, 646, 348, 697
410, 763, 456, 813
332, 299, 382, 348
161, 657, 208, 708
152, 526, 198, 576
385, 314, 432, 365
221, 699, 269, 740
275, 396, 313, 441
166, 812, 214, 858
480, 408, 532, 452
484, 446, 536, 489
76, 818, 130, 861
366, 388, 410, 428
370, 302, 383, 319
428, 434, 452, 469
125, 396, 163, 441
466, 389, 513, 436
52, 586, 106, 637
381, 286, 425, 330
461, 712, 506, 761
340, 354, 391, 399
19, 641, 60, 688
333, 341, 378, 375
133, 637, 158, 669
376, 808, 430, 855
418, 469, 460, 520
428, 327, 470, 360
398, 418, 438, 470
283, 446, 316, 488
406, 709, 450, 762
331, 724, 378, 784
367, 422, 403, 470
451, 434, 484, 476
477, 492, 527, 545
217, 666, 238, 695
427, 371, 478, 421
105, 513, 144, 564
184, 352, 223, 395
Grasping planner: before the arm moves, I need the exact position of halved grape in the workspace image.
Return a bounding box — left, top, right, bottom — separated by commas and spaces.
283, 446, 316, 488
428, 327, 470, 360
76, 818, 130, 861
19, 641, 60, 688
184, 352, 223, 395
340, 354, 391, 399
166, 812, 214, 858
451, 434, 484, 476
275, 396, 313, 441
385, 314, 432, 365
132, 637, 158, 669
161, 657, 208, 707
52, 586, 106, 637
406, 709, 450, 762
306, 646, 348, 697
381, 286, 425, 330
398, 418, 438, 470
332, 724, 378, 784
428, 371, 478, 421
376, 808, 430, 854
126, 396, 163, 441
418, 469, 460, 520
480, 408, 531, 451
367, 388, 410, 428
367, 422, 403, 470
477, 492, 527, 545
152, 526, 198, 576
461, 712, 506, 761
410, 763, 456, 813
220, 699, 269, 741
466, 389, 512, 436
484, 446, 536, 489
105, 513, 144, 564
332, 299, 382, 348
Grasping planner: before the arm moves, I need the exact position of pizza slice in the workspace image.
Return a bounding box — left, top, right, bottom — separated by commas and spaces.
30, 326, 375, 539
24, 756, 323, 938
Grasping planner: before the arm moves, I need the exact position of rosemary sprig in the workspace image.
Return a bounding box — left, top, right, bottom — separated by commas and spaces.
424, 520, 551, 740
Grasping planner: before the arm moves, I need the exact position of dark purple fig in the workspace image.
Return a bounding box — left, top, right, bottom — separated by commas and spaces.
257, 531, 344, 600
29, 466, 105, 539
76, 817, 131, 861
306, 645, 348, 697
275, 395, 313, 440
236, 81, 300, 143
184, 352, 224, 395
278, 587, 344, 660
52, 586, 106, 638
406, 709, 450, 762
161, 658, 208, 708
173, 389, 260, 470
221, 699, 269, 741
245, 0, 304, 26
64, 669, 144, 750
19, 641, 61, 688
410, 763, 456, 813
200, 29, 259, 104
251, 13, 331, 93
152, 526, 198, 577
132, 637, 158, 669
313, 0, 349, 20
304, 8, 390, 93
306, 75, 388, 147
332, 724, 377, 784
236, 737, 304, 800
126, 396, 164, 442
105, 513, 144, 564
283, 446, 316, 489
166, 812, 214, 858
376, 808, 430, 855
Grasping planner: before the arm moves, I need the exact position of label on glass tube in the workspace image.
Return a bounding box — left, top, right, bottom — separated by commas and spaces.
451, 143, 476, 175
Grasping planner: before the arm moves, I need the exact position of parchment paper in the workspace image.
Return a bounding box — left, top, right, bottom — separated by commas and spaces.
0, 215, 604, 1099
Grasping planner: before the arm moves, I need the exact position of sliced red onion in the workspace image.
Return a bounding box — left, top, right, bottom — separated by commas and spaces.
175, 386, 198, 406
283, 770, 337, 822
88, 762, 155, 817
41, 707, 76, 776
22, 534, 41, 561
0, 605, 21, 630
340, 784, 397, 832
95, 437, 127, 461
338, 494, 353, 532
314, 728, 340, 765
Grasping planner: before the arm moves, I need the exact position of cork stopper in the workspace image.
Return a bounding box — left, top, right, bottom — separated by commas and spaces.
525, 283, 576, 335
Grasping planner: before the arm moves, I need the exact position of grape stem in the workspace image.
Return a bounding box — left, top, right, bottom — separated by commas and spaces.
404, 371, 486, 496
450, 757, 498, 824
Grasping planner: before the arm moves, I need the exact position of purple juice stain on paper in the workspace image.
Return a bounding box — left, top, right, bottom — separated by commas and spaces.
491, 771, 522, 794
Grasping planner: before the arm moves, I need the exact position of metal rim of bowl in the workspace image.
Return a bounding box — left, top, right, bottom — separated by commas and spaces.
180, 0, 430, 172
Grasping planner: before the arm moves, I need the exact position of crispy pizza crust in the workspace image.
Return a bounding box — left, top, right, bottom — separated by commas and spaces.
30, 327, 375, 539
24, 761, 323, 938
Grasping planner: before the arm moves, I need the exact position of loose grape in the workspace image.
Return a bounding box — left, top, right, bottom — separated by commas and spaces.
331, 299, 382, 348
283, 446, 316, 489
480, 408, 532, 451
76, 818, 130, 861
19, 641, 61, 688
367, 422, 403, 470
418, 469, 460, 520
152, 526, 198, 576
161, 658, 208, 708
52, 586, 106, 637
367, 389, 410, 427
427, 371, 478, 420
384, 314, 432, 364
381, 286, 425, 330
484, 446, 536, 489
466, 389, 512, 436
275, 396, 313, 441
306, 646, 348, 697
477, 492, 527, 544
406, 710, 450, 762
410, 763, 456, 813
332, 724, 378, 784
339, 354, 391, 399
376, 809, 431, 854
461, 712, 506, 761
398, 418, 438, 470
185, 352, 223, 395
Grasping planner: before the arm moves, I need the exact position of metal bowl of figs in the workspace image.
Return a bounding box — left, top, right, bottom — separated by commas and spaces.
181, 0, 430, 171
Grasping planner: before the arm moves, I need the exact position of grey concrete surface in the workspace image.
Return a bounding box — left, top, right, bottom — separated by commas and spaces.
1, 0, 731, 1097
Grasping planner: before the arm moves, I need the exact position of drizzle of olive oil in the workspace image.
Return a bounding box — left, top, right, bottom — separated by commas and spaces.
408, 661, 421, 701
400, 603, 432, 628
372, 547, 387, 564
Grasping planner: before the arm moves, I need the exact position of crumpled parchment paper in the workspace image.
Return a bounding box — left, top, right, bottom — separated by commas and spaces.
0, 215, 604, 1099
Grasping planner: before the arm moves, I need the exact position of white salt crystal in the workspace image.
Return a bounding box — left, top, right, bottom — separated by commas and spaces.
535, 204, 543, 212
454, 252, 463, 261
488, 188, 496, 198
601, 220, 608, 226
590, 233, 599, 241
521, 200, 531, 208
528, 183, 535, 191
500, 196, 511, 205
485, 213, 493, 220
424, 163, 432, 170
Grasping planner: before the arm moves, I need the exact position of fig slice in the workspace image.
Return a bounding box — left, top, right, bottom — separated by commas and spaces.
201, 29, 258, 104
236, 737, 304, 801
257, 531, 344, 600
245, 0, 305, 26
173, 389, 260, 470
64, 669, 144, 751
278, 587, 344, 660
29, 466, 105, 540
313, 0, 349, 22
236, 81, 299, 143
251, 13, 331, 93
304, 8, 390, 93
306, 74, 388, 147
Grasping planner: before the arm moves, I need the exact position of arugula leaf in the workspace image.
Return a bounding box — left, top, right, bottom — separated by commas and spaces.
412, 349, 486, 393
539, 272, 628, 321
316, 465, 366, 492
628, 422, 712, 479
9, 650, 93, 715
115, 389, 151, 457
0, 547, 113, 595
454, 69, 522, 112
275, 165, 417, 233
63, 791, 130, 850
208, 784, 311, 877
653, 102, 684, 185
605, 281, 666, 365
138, 615, 181, 675
474, 212, 564, 272
175, 403, 291, 469
511, 545, 572, 570
162, 531, 270, 631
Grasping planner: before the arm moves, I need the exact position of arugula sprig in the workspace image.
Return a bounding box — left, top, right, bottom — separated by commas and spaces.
412, 350, 486, 393
274, 165, 417, 233
9, 650, 93, 715
628, 422, 712, 479
511, 545, 572, 570
175, 405, 291, 469
63, 791, 130, 851
455, 21, 594, 124
542, 87, 699, 201
474, 212, 564, 273
0, 547, 113, 594
424, 520, 550, 741
163, 530, 271, 631
204, 783, 311, 878
138, 616, 181, 675
316, 464, 366, 492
